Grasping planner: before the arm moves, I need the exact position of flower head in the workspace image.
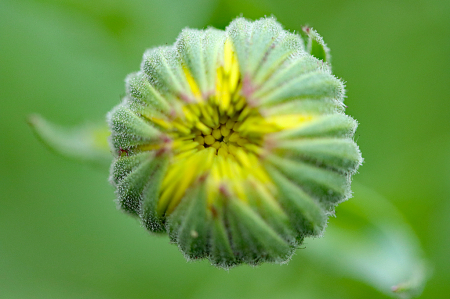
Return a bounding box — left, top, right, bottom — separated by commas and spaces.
108, 17, 362, 268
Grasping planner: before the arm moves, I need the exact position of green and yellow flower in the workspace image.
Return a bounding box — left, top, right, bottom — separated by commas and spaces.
108, 17, 362, 268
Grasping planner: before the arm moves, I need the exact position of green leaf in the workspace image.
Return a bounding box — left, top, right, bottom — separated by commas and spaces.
252, 31, 305, 86
28, 114, 111, 169
167, 182, 210, 259
272, 114, 357, 139
107, 104, 163, 153
253, 55, 326, 100
142, 46, 188, 98
265, 164, 327, 237
263, 98, 345, 116
208, 197, 237, 268
226, 197, 293, 265
266, 153, 350, 210
259, 71, 344, 106
139, 154, 169, 233
126, 72, 171, 114
276, 138, 362, 173
304, 182, 430, 298
245, 179, 298, 246
114, 152, 159, 215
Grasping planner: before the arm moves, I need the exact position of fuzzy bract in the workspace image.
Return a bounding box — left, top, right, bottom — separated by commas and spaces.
107, 17, 362, 268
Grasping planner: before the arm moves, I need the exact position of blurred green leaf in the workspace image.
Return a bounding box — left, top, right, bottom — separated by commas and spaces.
28, 114, 111, 169
305, 182, 430, 298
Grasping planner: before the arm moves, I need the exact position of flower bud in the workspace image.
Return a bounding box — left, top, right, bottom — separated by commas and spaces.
107, 17, 362, 268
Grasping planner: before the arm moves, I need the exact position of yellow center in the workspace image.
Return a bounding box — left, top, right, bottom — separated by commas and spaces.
141, 39, 312, 216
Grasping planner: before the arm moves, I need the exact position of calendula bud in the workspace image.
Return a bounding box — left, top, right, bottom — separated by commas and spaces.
107, 17, 362, 268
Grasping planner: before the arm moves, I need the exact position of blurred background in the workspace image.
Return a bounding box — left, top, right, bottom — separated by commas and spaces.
1, 0, 449, 298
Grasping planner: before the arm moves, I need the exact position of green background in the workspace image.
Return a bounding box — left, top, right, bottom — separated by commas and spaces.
1, 0, 449, 298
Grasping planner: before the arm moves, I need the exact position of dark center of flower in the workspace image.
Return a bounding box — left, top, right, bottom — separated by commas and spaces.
188, 107, 253, 158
